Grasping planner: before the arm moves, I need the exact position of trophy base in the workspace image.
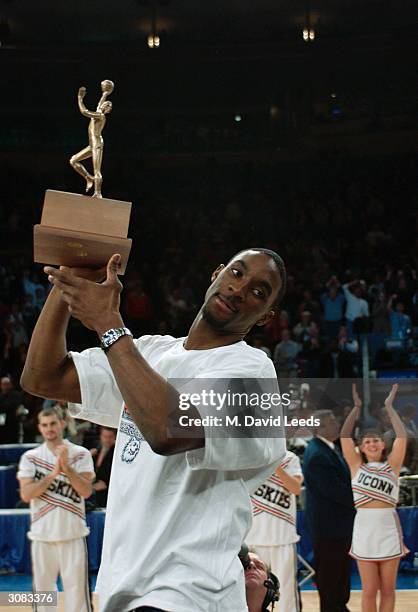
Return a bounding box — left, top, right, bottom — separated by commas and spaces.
34, 226, 132, 275
34, 190, 132, 275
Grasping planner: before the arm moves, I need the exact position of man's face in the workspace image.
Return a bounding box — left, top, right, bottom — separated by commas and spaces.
202, 250, 282, 334
38, 415, 65, 443
100, 428, 116, 448
0, 377, 12, 394
281, 329, 291, 342
318, 413, 340, 442
301, 311, 311, 325
245, 553, 269, 606
279, 309, 288, 321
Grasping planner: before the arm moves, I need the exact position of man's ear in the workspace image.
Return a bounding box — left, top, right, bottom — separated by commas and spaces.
211, 264, 225, 283
255, 309, 276, 327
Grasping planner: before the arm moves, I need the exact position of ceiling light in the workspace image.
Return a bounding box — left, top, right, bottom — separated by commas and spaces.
303, 27, 315, 42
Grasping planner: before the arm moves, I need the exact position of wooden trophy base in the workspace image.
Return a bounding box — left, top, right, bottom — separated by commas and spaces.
34, 190, 132, 275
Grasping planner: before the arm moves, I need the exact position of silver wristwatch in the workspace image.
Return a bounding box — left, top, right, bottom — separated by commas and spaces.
100, 327, 133, 352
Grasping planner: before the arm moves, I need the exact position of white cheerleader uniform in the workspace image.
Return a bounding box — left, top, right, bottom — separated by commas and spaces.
247, 450, 302, 612
350, 461, 407, 561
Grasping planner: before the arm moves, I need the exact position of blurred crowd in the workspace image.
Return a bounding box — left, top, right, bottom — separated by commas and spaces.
0, 153, 417, 448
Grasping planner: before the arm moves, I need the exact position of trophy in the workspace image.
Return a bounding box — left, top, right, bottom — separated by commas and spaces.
34, 80, 132, 274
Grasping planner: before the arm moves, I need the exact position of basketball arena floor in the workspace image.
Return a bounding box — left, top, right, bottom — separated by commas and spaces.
1, 573, 417, 611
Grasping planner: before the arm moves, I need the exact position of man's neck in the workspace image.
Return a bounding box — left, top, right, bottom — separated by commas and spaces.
46, 438, 64, 452
316, 435, 335, 449
246, 590, 263, 612
183, 310, 245, 350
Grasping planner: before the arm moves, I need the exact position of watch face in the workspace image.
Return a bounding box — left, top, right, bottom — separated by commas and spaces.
103, 328, 122, 347
102, 328, 131, 350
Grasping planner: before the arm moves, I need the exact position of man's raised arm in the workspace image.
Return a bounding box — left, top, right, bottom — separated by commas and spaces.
20, 267, 105, 403
42, 256, 205, 455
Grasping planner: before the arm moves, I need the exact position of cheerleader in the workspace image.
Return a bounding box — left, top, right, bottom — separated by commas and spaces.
340, 384, 407, 612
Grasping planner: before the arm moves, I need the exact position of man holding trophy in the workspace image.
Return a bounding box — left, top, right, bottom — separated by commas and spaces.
24, 80, 287, 612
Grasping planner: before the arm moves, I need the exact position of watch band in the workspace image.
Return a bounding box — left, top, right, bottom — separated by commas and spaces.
100, 327, 133, 352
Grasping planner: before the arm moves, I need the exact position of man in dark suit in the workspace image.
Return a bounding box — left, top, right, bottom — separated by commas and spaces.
303, 409, 355, 612
90, 426, 116, 507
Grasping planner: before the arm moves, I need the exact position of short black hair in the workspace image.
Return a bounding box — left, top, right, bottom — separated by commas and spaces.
231, 247, 287, 310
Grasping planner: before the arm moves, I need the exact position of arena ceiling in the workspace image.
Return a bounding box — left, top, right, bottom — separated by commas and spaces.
1, 0, 418, 47
0, 1, 417, 124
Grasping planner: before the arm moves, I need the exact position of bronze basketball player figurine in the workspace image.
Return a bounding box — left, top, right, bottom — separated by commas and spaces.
34, 78, 132, 274
70, 79, 114, 198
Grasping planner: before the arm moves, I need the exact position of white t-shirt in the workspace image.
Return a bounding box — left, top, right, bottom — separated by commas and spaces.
247, 450, 302, 546
68, 334, 285, 612
17, 440, 94, 542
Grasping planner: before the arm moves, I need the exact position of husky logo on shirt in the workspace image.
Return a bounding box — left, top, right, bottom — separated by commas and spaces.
251, 459, 298, 526
120, 406, 144, 463
34, 469, 81, 504
253, 483, 291, 509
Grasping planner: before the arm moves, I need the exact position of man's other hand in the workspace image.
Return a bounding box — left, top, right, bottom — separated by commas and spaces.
44, 254, 123, 333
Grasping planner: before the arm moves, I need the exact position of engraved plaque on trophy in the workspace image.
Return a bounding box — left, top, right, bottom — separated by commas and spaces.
34, 80, 132, 275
